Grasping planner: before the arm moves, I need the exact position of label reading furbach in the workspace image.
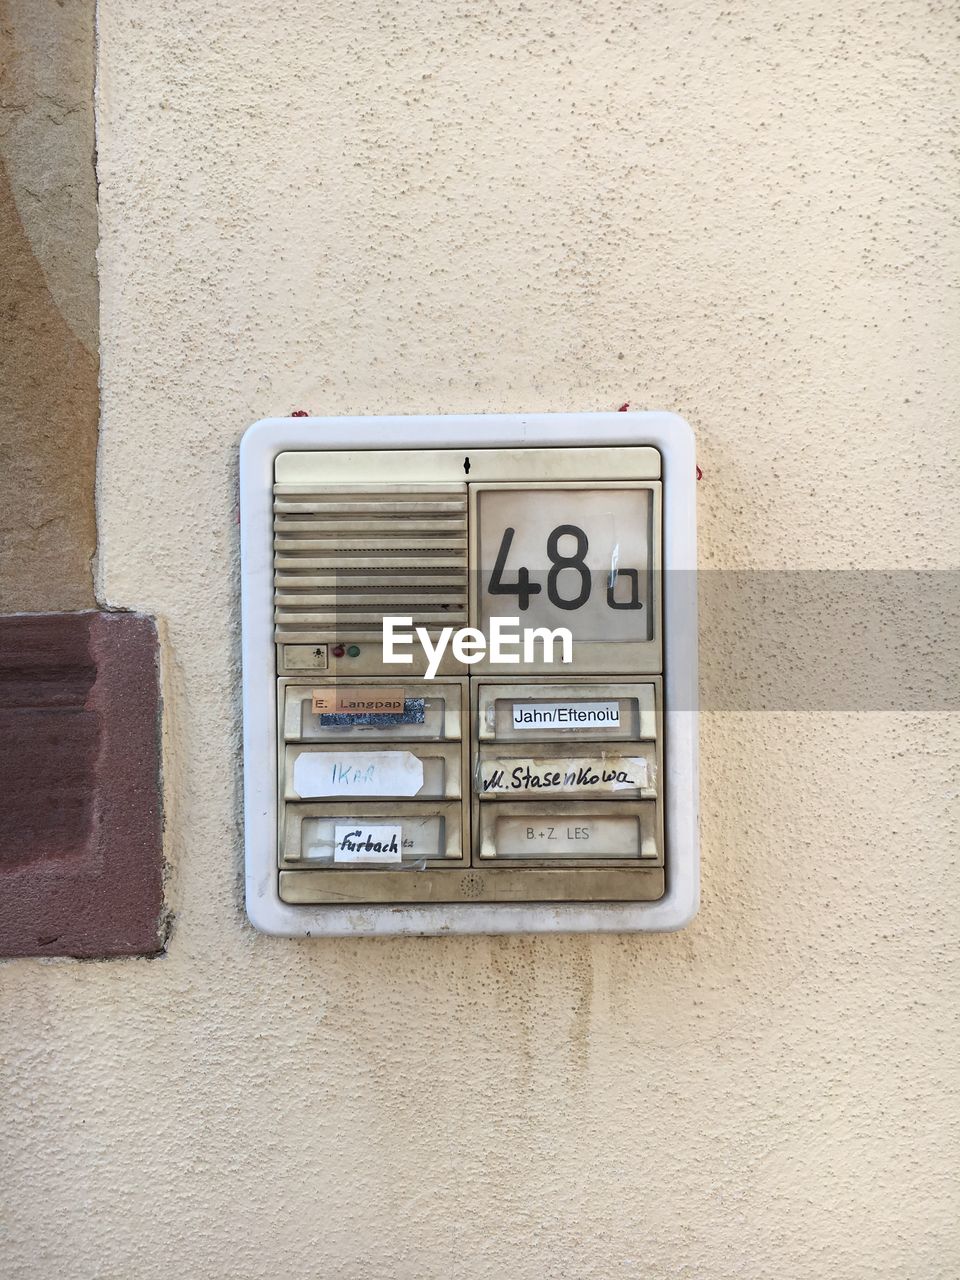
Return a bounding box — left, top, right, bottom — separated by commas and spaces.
333, 824, 404, 863
511, 701, 620, 731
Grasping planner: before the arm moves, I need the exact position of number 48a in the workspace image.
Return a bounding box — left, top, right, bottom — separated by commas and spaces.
488, 524, 643, 612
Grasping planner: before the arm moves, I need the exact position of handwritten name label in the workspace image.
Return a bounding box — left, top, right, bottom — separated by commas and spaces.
479, 755, 647, 795
511, 701, 620, 730
312, 687, 405, 716
292, 750, 424, 798
333, 824, 404, 863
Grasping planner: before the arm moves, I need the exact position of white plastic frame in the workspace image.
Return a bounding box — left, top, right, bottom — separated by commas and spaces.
240, 412, 698, 936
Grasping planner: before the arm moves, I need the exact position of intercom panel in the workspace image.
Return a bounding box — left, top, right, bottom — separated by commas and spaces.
240, 413, 698, 936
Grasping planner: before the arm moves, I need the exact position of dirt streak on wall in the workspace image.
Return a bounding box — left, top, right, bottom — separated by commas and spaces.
0, 0, 98, 612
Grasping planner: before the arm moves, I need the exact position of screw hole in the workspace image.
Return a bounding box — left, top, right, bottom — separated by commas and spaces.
463, 456, 471, 474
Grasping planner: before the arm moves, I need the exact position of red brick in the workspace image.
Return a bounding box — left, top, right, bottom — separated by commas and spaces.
0, 612, 164, 957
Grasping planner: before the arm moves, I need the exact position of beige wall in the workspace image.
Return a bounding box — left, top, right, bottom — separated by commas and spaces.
3, 2, 959, 1277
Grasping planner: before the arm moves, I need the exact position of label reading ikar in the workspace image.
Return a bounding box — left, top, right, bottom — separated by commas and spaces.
292, 750, 424, 798
511, 700, 620, 730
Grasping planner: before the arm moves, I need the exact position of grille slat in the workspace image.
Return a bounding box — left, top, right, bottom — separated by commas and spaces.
275, 518, 466, 534
275, 500, 466, 515
275, 573, 466, 588
273, 483, 464, 494
275, 555, 463, 570
273, 483, 469, 645
274, 536, 468, 552
276, 591, 465, 605
274, 611, 467, 625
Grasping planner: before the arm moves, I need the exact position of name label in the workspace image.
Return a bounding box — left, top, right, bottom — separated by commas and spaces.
292, 750, 424, 798
495, 816, 642, 858
333, 824, 404, 863
479, 755, 647, 795
511, 701, 620, 730
312, 687, 405, 715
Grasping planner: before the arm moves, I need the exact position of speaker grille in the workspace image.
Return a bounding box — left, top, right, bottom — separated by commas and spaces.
273, 483, 468, 644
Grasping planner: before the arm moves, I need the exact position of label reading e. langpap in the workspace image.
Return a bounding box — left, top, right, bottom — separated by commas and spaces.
511, 701, 620, 730
312, 687, 405, 716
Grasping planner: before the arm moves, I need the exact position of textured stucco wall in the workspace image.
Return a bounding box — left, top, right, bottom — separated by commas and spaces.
3, 2, 959, 1277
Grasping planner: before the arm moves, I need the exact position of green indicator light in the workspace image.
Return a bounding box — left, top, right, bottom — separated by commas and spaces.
346, 645, 361, 658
